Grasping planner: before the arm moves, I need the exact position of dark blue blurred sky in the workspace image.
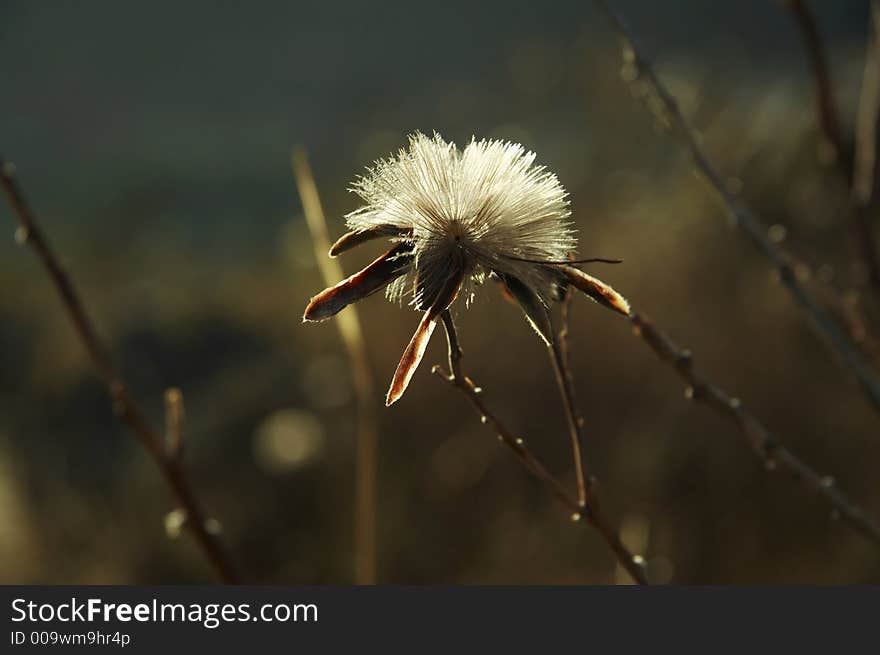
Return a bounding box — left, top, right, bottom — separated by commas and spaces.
0, 0, 867, 247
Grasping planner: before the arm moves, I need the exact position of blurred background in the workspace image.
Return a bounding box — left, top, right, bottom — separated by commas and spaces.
1, 0, 879, 584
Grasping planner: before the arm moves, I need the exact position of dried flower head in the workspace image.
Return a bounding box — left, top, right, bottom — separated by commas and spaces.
304, 132, 629, 405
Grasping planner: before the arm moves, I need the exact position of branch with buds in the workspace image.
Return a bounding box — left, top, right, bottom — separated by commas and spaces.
786, 0, 880, 292
629, 312, 880, 545
432, 310, 648, 585
0, 159, 239, 584
593, 0, 880, 417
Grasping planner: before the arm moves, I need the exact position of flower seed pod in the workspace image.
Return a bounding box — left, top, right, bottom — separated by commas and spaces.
303, 132, 628, 405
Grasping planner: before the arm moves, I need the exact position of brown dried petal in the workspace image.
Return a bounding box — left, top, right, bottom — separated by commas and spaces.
498, 273, 555, 347
558, 265, 631, 317
328, 225, 410, 257
303, 243, 412, 322
385, 311, 437, 407
386, 266, 465, 406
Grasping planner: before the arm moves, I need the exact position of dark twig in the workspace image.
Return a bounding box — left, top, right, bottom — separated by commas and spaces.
164, 387, 185, 460
854, 2, 880, 208
788, 0, 880, 292
789, 0, 880, 292
594, 0, 880, 416
559, 283, 575, 368
630, 311, 880, 546
788, 0, 846, 161
549, 335, 588, 507
1, 159, 240, 583
432, 310, 648, 584
793, 0, 880, 370
555, 285, 587, 504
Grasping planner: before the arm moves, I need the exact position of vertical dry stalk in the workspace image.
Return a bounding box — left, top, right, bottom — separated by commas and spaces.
629, 312, 880, 546
788, 0, 846, 158
292, 148, 378, 585
0, 159, 239, 583
853, 2, 880, 208
594, 0, 880, 417
433, 310, 648, 585
552, 288, 588, 507
787, 0, 880, 290
548, 337, 589, 506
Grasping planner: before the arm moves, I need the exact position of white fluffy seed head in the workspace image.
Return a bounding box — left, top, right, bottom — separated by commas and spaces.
346, 132, 576, 308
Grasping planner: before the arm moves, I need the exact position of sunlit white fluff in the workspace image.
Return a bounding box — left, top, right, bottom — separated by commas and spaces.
304, 132, 630, 406
346, 132, 576, 307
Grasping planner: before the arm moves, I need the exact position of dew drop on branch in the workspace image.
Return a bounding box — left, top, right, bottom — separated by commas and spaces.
14, 226, 29, 246
164, 508, 187, 539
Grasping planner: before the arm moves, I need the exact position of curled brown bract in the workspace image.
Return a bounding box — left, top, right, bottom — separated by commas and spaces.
328, 225, 410, 257
557, 264, 631, 317
386, 266, 465, 406
303, 242, 412, 321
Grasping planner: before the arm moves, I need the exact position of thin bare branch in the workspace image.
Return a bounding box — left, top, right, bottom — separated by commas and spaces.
0, 159, 240, 583
593, 0, 880, 416
554, 285, 588, 508
788, 0, 846, 160
548, 336, 588, 507
630, 311, 880, 546
787, 0, 880, 291
853, 1, 880, 208
292, 148, 379, 585
432, 310, 648, 585
164, 387, 185, 460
